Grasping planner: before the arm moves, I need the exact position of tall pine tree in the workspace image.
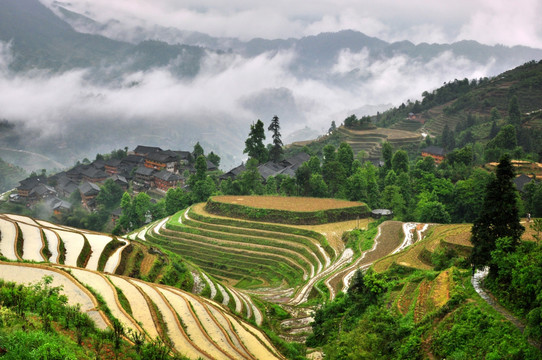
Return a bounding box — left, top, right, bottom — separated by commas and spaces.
244, 119, 268, 164
470, 154, 524, 272
268, 115, 283, 163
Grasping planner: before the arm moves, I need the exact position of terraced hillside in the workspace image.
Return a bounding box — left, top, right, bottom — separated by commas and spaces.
335, 126, 423, 158
373, 223, 472, 272
0, 261, 284, 360
0, 213, 129, 272
144, 204, 337, 297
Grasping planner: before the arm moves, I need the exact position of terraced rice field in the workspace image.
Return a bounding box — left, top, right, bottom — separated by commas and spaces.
0, 214, 131, 274
0, 217, 18, 260
0, 261, 284, 360
0, 262, 108, 329
147, 207, 334, 295
373, 223, 470, 272
17, 222, 45, 262
212, 195, 365, 212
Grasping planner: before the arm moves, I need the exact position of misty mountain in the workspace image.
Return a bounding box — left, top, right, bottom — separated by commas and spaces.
0, 0, 205, 77
1, 0, 542, 172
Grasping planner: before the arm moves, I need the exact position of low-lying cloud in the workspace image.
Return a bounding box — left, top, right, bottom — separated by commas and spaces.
0, 35, 504, 170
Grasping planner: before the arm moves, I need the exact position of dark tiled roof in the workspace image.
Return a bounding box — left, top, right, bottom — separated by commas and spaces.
154, 170, 181, 182
109, 174, 128, 184
105, 159, 122, 167
18, 176, 47, 190
283, 152, 310, 168
514, 174, 537, 192
29, 184, 56, 197
134, 145, 162, 155
82, 167, 108, 179
422, 146, 448, 156
146, 151, 178, 163
121, 155, 145, 165
135, 166, 156, 176
79, 182, 100, 196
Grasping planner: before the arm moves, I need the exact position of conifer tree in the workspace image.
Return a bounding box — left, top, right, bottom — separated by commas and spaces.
268, 115, 283, 163
244, 119, 268, 164
470, 154, 524, 272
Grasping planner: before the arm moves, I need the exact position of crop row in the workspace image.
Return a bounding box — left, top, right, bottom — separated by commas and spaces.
0, 214, 127, 273
188, 205, 336, 260
0, 262, 283, 360
205, 197, 371, 225
146, 230, 303, 288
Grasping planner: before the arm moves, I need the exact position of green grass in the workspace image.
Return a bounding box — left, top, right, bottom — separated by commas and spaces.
97, 238, 125, 272
76, 236, 92, 268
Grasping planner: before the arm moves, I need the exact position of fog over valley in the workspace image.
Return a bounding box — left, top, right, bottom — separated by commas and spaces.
1, 0, 542, 170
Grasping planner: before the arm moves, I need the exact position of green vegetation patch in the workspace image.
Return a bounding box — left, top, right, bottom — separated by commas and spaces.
15, 223, 23, 259
40, 230, 52, 261
97, 238, 125, 272
76, 236, 92, 268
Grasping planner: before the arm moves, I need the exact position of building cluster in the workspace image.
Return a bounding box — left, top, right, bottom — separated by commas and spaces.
11, 145, 208, 214
220, 152, 311, 182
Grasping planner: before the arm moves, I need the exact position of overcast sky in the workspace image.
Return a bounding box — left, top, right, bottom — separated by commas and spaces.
47, 0, 542, 47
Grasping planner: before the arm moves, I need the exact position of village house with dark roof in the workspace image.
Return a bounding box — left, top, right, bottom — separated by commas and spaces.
154, 170, 183, 191
222, 152, 311, 183
514, 174, 538, 193
28, 184, 57, 203
104, 159, 122, 175
82, 167, 108, 184
78, 182, 100, 209
421, 146, 448, 164
133, 145, 163, 157
134, 166, 156, 188
17, 176, 47, 198
144, 151, 179, 172
220, 164, 246, 181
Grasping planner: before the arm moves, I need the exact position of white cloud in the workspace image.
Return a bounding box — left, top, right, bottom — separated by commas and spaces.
41, 0, 542, 47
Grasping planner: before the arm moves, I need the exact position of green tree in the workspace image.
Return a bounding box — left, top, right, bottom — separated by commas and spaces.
193, 142, 204, 160
508, 95, 521, 126
381, 142, 393, 170
309, 174, 328, 198
391, 150, 409, 175
337, 142, 354, 176
470, 155, 524, 271
441, 123, 455, 150
207, 151, 220, 168
193, 155, 207, 183
244, 119, 268, 163
239, 158, 264, 195
295, 162, 312, 196
268, 115, 284, 163
95, 179, 123, 210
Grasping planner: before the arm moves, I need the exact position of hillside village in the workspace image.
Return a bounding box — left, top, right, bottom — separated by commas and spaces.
6, 143, 314, 225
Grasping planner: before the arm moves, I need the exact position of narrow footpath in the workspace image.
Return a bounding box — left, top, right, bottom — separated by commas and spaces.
472, 268, 541, 350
